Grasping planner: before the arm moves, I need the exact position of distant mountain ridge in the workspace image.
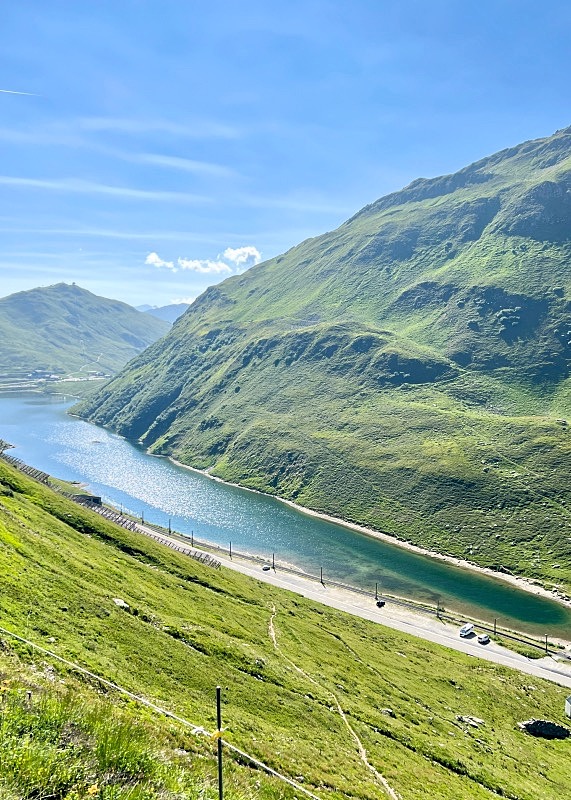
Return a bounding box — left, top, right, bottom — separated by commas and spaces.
0, 283, 169, 376
137, 303, 190, 324
76, 126, 571, 591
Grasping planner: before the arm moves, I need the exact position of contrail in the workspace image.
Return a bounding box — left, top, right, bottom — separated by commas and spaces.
0, 88, 38, 96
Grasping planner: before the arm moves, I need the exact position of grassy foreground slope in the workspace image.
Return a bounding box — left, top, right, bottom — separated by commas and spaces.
0, 283, 169, 376
76, 127, 571, 594
1, 461, 570, 799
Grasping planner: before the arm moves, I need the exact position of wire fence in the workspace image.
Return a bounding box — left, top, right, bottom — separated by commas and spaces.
0, 624, 322, 800
1, 444, 569, 661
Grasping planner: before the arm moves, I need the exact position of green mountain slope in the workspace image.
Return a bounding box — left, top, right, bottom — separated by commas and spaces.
1, 460, 570, 799
0, 282, 169, 376
76, 127, 571, 592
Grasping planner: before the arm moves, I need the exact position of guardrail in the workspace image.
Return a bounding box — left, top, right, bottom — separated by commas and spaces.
1, 445, 568, 661
139, 520, 570, 661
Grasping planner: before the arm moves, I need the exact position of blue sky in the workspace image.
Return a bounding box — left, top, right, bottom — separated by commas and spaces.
1, 0, 570, 307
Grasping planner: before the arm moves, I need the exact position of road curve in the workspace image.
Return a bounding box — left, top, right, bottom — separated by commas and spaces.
134, 523, 571, 689
216, 551, 571, 689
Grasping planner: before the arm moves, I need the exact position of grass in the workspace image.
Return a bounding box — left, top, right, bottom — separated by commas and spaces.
73, 128, 571, 598
1, 459, 571, 799
0, 283, 169, 375
0, 656, 284, 800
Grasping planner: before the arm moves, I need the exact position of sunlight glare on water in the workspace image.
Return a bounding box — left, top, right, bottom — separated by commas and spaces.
2, 392, 570, 636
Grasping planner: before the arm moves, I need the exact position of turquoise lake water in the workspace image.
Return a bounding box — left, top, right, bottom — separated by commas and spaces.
1, 391, 570, 636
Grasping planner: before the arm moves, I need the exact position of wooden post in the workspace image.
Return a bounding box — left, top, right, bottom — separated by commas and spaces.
191, 530, 194, 547
168, 518, 171, 534
494, 618, 497, 636
545, 634, 548, 654
141, 511, 144, 524
272, 552, 275, 571
320, 566, 323, 585
229, 541, 232, 559
216, 686, 223, 800
375, 582, 378, 600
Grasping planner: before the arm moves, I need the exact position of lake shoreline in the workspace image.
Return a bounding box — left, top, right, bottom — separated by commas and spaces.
169, 456, 571, 611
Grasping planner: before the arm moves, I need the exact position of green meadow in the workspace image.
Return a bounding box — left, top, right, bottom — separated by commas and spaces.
76, 128, 571, 597
1, 460, 570, 799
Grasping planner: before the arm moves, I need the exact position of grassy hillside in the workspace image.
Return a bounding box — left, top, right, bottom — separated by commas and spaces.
76, 127, 571, 594
1, 460, 570, 799
0, 656, 280, 800
0, 283, 169, 376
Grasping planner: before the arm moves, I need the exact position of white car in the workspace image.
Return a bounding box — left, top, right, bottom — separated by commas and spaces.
477, 633, 490, 644
459, 623, 474, 637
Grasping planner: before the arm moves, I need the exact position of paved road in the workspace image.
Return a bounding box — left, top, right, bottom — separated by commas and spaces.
133, 523, 571, 689
215, 552, 571, 689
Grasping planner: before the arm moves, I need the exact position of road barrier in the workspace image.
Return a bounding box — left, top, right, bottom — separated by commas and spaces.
1, 446, 568, 661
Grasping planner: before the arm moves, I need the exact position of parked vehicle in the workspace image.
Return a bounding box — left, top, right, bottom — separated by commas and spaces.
376, 599, 385, 608
477, 633, 490, 644
459, 623, 475, 637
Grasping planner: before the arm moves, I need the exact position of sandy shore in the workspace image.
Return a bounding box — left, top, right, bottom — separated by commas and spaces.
169, 457, 571, 610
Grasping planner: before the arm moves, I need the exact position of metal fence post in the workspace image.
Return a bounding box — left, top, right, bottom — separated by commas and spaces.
217, 686, 223, 800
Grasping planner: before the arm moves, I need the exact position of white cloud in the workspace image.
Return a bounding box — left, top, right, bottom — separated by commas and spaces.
170, 296, 195, 305
177, 258, 232, 274
223, 246, 261, 267
146, 244, 261, 279
145, 252, 175, 270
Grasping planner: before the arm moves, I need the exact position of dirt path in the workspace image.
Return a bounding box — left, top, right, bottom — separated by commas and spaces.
268, 604, 400, 800
213, 552, 571, 689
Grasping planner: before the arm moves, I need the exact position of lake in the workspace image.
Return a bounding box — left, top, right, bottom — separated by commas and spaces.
1, 391, 570, 636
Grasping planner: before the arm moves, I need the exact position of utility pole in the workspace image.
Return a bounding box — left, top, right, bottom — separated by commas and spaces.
217, 686, 223, 800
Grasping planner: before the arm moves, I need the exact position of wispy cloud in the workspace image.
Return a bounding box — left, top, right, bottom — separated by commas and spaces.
132, 152, 237, 178
78, 117, 240, 139
0, 175, 210, 204
238, 192, 351, 215
0, 224, 231, 244
145, 252, 175, 270
170, 296, 195, 305
0, 88, 38, 96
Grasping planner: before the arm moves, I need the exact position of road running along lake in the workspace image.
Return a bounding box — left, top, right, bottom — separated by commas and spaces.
1, 391, 570, 637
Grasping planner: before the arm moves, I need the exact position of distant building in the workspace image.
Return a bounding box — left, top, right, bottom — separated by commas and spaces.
566, 696, 571, 719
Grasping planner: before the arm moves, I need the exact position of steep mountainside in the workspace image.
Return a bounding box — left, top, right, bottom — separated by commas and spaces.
0, 283, 169, 375
76, 127, 571, 589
